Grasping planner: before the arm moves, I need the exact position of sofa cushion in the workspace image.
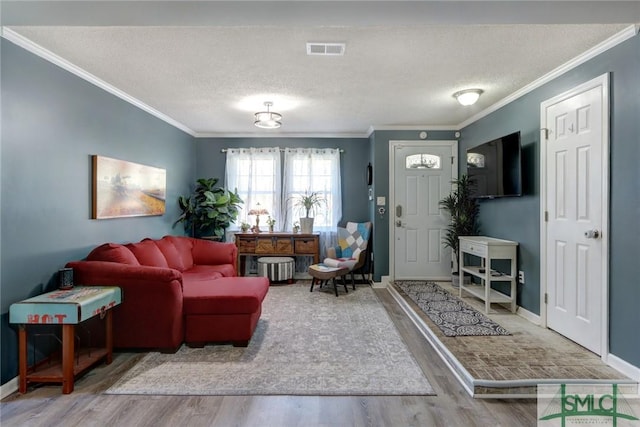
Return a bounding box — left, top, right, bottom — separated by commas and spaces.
163, 235, 195, 270
86, 243, 140, 265
154, 236, 187, 271
192, 238, 236, 268
199, 263, 235, 278
182, 277, 269, 315
126, 240, 169, 268
182, 265, 225, 283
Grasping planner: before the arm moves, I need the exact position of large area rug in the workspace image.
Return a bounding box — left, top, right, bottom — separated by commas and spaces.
106, 284, 434, 396
395, 280, 510, 337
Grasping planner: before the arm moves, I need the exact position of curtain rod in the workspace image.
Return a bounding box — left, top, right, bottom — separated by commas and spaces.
220, 148, 344, 153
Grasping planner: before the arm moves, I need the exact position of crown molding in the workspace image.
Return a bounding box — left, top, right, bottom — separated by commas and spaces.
457, 24, 639, 130
3, 24, 637, 139
1, 27, 197, 137
194, 131, 371, 139
369, 125, 458, 132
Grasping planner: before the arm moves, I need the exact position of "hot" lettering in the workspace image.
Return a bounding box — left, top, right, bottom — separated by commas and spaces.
26, 314, 68, 324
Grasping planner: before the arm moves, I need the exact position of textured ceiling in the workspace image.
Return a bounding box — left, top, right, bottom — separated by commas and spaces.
4, 2, 639, 136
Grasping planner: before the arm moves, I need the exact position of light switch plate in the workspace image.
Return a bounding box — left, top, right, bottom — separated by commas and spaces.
376, 196, 386, 206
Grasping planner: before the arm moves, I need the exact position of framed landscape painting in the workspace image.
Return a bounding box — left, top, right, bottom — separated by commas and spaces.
92, 155, 166, 219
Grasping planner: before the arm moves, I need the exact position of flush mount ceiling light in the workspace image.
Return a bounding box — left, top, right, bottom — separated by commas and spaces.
254, 102, 282, 129
453, 89, 484, 106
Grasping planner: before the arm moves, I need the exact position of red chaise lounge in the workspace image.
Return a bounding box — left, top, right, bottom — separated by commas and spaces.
66, 235, 269, 351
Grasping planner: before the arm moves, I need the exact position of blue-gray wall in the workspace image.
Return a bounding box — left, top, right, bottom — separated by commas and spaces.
0, 39, 195, 384
460, 34, 640, 366
195, 137, 371, 225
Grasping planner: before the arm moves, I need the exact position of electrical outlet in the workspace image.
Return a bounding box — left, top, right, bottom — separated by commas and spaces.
518, 270, 525, 284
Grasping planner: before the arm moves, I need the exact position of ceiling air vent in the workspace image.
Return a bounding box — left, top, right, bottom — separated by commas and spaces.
306, 42, 346, 56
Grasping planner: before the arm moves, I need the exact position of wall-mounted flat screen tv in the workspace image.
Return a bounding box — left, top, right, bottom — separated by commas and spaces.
466, 131, 522, 199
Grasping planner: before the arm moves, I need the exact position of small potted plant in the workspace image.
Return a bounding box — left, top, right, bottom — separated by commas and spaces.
266, 216, 276, 233
290, 190, 325, 234
240, 222, 251, 233
292, 221, 300, 233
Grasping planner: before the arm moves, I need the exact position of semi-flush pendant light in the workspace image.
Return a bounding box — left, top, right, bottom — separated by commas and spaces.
453, 89, 483, 106
254, 101, 282, 129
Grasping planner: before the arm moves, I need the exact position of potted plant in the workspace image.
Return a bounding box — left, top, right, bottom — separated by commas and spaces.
240, 221, 251, 233
439, 174, 480, 286
174, 178, 243, 241
292, 221, 300, 233
291, 190, 325, 234
266, 216, 276, 233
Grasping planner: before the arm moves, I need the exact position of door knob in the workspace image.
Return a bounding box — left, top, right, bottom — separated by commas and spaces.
395, 220, 402, 227
584, 229, 600, 239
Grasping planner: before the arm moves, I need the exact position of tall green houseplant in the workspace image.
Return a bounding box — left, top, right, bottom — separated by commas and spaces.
174, 178, 243, 241
439, 174, 480, 279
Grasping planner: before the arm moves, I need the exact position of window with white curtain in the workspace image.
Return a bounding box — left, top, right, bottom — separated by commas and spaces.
225, 147, 281, 229
284, 148, 342, 270
225, 147, 342, 271
282, 148, 342, 232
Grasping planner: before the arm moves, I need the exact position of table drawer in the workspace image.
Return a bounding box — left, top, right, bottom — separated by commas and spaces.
460, 239, 487, 257
255, 237, 293, 254
255, 238, 276, 253
294, 238, 317, 254
275, 238, 293, 254
236, 238, 256, 253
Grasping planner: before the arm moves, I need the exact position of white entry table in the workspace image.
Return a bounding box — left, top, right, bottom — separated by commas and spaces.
458, 236, 518, 313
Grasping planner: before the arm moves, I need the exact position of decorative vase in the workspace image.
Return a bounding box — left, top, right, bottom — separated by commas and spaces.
299, 217, 314, 234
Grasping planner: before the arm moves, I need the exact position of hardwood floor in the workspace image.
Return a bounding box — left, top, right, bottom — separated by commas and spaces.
1, 288, 538, 427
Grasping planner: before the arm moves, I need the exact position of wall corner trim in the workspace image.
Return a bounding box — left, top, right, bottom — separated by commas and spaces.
457, 24, 639, 130
607, 353, 640, 384
1, 27, 196, 137
516, 306, 541, 325
0, 377, 19, 400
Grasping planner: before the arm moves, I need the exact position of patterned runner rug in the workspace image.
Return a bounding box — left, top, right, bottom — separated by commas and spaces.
106, 284, 434, 396
395, 281, 511, 337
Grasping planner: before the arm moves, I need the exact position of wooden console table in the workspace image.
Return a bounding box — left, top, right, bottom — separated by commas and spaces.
9, 286, 122, 394
235, 232, 320, 276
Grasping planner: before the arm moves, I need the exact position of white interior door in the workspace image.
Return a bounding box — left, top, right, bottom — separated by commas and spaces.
391, 141, 456, 280
541, 74, 609, 355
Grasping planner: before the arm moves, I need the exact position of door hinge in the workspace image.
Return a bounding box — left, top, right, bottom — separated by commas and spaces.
544, 293, 548, 304
544, 211, 549, 222
541, 128, 549, 140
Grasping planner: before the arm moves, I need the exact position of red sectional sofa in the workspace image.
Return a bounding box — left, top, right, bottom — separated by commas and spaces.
66, 235, 269, 352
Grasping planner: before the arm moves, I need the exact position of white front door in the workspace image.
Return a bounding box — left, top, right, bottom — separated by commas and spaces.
541, 74, 609, 355
391, 141, 457, 280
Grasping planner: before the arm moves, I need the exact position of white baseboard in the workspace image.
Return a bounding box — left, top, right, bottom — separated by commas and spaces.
1, 377, 18, 400
516, 305, 541, 325
371, 275, 390, 289
607, 353, 640, 385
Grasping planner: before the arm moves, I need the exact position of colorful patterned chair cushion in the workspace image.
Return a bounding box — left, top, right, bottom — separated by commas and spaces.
335, 222, 372, 259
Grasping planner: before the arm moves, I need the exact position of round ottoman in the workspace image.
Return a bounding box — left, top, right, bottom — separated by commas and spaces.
257, 257, 295, 284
